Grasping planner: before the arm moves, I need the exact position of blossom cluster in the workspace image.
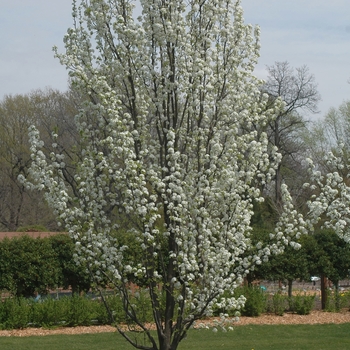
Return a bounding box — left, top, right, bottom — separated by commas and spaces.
306, 148, 350, 243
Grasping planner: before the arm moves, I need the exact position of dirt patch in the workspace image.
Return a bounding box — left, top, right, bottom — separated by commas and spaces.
0, 325, 117, 337
1, 310, 349, 337
233, 309, 350, 326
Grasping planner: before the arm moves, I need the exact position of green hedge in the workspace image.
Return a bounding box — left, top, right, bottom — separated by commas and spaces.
0, 234, 91, 297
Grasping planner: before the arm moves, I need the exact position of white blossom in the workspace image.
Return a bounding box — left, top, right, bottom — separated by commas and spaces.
306, 147, 350, 242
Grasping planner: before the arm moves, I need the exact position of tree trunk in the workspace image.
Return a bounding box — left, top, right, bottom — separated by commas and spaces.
287, 279, 293, 298
274, 118, 282, 208
334, 281, 340, 311
321, 274, 327, 310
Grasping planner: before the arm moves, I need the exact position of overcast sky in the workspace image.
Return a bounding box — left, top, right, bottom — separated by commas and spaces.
1, 0, 349, 119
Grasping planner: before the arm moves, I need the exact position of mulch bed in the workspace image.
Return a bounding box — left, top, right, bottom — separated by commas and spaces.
1, 310, 350, 337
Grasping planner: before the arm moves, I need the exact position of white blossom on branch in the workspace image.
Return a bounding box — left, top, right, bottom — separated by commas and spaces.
20, 1, 305, 349
306, 147, 350, 243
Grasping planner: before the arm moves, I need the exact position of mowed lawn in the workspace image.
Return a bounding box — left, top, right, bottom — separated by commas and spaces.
0, 323, 350, 350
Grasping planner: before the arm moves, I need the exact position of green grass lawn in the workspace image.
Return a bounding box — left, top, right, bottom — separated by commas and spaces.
0, 323, 349, 350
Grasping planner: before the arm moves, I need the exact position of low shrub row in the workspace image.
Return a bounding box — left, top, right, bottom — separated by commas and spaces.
0, 288, 158, 330
239, 286, 317, 316
325, 289, 350, 312
215, 286, 350, 317
0, 295, 109, 330
1, 287, 350, 330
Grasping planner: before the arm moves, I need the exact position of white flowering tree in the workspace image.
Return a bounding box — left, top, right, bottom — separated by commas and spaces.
306, 147, 350, 243
21, 0, 305, 349
304, 101, 350, 243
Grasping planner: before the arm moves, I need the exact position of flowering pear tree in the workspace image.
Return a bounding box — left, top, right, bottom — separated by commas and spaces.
306, 147, 350, 243
21, 0, 305, 349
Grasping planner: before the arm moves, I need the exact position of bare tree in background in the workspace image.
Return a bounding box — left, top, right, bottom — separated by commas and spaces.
263, 61, 321, 210
305, 100, 350, 177
0, 89, 79, 231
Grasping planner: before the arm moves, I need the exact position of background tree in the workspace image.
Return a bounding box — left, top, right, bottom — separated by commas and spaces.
304, 99, 350, 242
49, 234, 92, 295
301, 231, 350, 310
305, 100, 350, 177
32, 88, 83, 197
246, 224, 309, 297
304, 105, 350, 311
313, 231, 350, 291
0, 238, 13, 293
306, 144, 350, 243
0, 89, 79, 231
319, 101, 350, 150
23, 1, 305, 349
0, 94, 37, 231
262, 61, 320, 210
258, 243, 309, 298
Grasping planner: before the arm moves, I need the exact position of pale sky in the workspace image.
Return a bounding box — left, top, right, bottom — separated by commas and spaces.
1, 0, 349, 119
